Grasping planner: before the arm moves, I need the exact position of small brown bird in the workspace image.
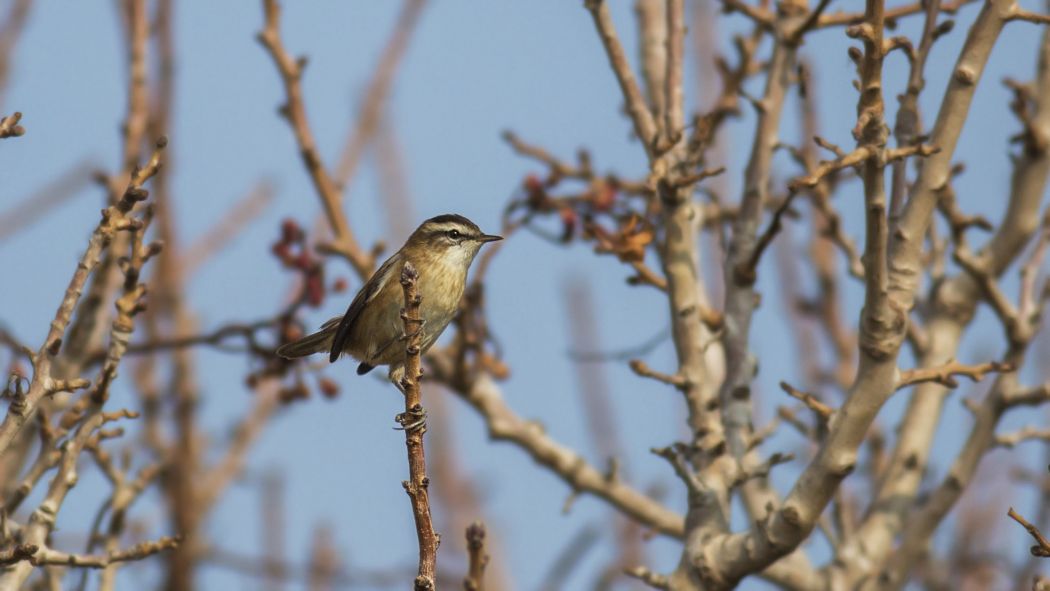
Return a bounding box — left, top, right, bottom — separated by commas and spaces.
276, 214, 501, 385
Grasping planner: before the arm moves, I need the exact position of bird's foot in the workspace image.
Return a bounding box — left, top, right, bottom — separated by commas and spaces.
400, 319, 428, 341
395, 404, 427, 433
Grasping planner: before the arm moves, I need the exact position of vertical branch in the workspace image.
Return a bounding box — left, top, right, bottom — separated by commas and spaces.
0, 0, 33, 109
96, 460, 165, 590
845, 2, 1050, 583
462, 522, 488, 591
698, 0, 1038, 585
375, 120, 416, 242
564, 280, 623, 465
398, 263, 439, 590
375, 119, 511, 589
719, 3, 804, 522
889, 0, 1012, 303
853, 0, 892, 364
635, 0, 667, 128
261, 470, 286, 591
0, 140, 163, 590
61, 0, 151, 367
664, 0, 685, 142
119, 0, 149, 175
0, 141, 165, 455
888, 0, 941, 219
333, 0, 427, 188
797, 60, 857, 389
306, 525, 340, 591
563, 280, 645, 578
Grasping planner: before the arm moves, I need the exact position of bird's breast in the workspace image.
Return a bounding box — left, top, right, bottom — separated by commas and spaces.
417, 261, 467, 331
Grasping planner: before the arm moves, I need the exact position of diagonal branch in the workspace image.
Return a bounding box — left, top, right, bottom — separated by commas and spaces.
1009, 507, 1050, 557
429, 350, 684, 538
257, 0, 373, 278
0, 111, 24, 138
334, 0, 427, 188
0, 138, 165, 456
584, 0, 658, 156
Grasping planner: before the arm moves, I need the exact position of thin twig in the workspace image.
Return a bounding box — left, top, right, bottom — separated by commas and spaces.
779, 381, 833, 422
0, 138, 166, 456
334, 0, 427, 188
1009, 507, 1050, 557
463, 522, 488, 591
0, 111, 24, 138
28, 537, 179, 568
816, 0, 973, 28
897, 359, 1015, 390
624, 565, 670, 589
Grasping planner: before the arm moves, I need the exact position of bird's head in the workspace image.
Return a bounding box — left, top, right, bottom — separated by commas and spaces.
405, 214, 502, 269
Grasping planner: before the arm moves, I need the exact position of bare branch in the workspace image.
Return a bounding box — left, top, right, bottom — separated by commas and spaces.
664, 0, 685, 144
779, 381, 833, 423
397, 262, 439, 590
897, 359, 1015, 390
720, 0, 775, 30
429, 351, 684, 538
28, 537, 179, 568
0, 0, 33, 108
334, 0, 427, 187
629, 359, 686, 388
1006, 6, 1050, 26
995, 426, 1050, 449
1009, 507, 1050, 557
0, 137, 166, 455
817, 0, 974, 28
463, 522, 488, 591
257, 0, 373, 278
624, 565, 670, 590
0, 111, 24, 138
584, 0, 658, 154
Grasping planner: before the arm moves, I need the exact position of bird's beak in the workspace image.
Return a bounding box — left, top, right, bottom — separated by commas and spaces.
477, 234, 503, 243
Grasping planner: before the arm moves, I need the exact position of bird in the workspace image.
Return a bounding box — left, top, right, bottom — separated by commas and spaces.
276, 214, 502, 386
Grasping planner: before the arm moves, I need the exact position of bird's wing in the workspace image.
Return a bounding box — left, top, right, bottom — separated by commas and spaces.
329, 255, 401, 363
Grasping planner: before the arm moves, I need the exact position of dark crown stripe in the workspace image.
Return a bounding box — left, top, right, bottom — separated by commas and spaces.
423, 213, 478, 232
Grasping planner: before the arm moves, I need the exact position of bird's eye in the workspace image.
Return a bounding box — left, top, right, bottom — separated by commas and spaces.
447, 229, 461, 240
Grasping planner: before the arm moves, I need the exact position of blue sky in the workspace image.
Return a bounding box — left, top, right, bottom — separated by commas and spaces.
2, 1, 1049, 589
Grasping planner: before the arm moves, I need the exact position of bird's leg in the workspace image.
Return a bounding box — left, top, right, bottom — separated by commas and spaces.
389, 364, 407, 393
390, 364, 427, 431
395, 403, 428, 433
368, 319, 430, 369
400, 318, 428, 341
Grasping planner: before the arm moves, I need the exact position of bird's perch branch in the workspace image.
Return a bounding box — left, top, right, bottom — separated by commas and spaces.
398, 262, 439, 590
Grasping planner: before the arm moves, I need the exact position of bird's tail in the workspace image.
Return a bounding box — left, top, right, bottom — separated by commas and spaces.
276, 318, 338, 359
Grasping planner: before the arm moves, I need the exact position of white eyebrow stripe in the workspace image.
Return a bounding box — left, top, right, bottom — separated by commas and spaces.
422, 222, 473, 234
